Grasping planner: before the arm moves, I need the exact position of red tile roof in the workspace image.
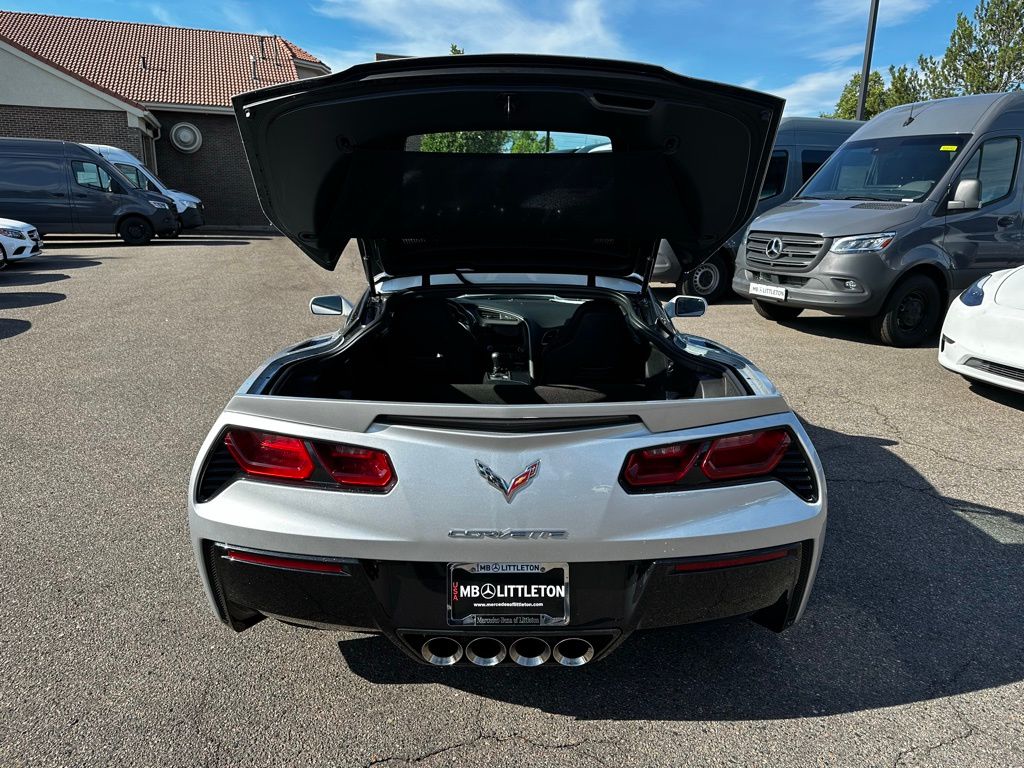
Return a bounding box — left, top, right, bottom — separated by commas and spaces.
0, 11, 329, 109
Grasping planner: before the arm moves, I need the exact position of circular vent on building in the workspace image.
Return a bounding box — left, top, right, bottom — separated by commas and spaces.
169, 122, 202, 154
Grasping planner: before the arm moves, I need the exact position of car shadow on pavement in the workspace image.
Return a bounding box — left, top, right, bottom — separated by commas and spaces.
0, 318, 31, 339
967, 382, 1024, 411
337, 422, 1023, 719
41, 238, 255, 249
0, 291, 66, 310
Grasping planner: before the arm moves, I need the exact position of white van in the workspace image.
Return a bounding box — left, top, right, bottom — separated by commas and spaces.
84, 144, 204, 232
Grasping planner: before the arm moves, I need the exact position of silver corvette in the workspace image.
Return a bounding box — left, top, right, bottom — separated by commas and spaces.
189, 55, 827, 667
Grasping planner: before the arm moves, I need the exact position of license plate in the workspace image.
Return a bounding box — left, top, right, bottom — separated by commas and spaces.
448, 562, 569, 626
749, 282, 787, 301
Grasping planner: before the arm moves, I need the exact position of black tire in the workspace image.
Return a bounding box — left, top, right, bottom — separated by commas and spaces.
870, 274, 941, 347
680, 252, 731, 303
752, 298, 803, 321
118, 216, 154, 246
0, 243, 7, 270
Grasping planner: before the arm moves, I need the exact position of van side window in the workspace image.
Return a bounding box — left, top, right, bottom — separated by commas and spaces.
956, 136, 1020, 205
72, 161, 115, 192
114, 163, 156, 192
760, 150, 788, 199
801, 149, 832, 183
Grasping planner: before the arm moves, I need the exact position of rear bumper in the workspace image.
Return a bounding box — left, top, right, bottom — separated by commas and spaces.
202, 540, 813, 665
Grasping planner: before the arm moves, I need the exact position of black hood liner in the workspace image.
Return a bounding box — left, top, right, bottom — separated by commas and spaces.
233, 54, 784, 281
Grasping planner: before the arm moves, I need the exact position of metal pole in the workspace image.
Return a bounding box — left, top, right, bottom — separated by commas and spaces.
856, 0, 880, 121
545, 130, 551, 152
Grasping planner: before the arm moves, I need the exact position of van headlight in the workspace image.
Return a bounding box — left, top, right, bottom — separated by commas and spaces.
831, 233, 896, 253
150, 200, 170, 210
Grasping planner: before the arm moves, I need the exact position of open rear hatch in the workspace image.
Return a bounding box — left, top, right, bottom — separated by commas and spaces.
233, 54, 783, 286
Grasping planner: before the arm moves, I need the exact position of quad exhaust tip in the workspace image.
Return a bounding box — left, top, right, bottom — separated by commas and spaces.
509, 637, 551, 667
465, 637, 507, 667
421, 637, 463, 666
552, 638, 594, 667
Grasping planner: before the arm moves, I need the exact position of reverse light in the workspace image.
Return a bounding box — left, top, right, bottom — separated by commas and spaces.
702, 430, 791, 480
314, 443, 395, 489
224, 429, 314, 480
831, 232, 896, 253
959, 275, 990, 307
623, 443, 701, 487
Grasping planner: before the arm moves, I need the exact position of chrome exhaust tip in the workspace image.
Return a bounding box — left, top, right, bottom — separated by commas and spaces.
552, 638, 595, 667
421, 637, 463, 666
465, 637, 507, 667
509, 637, 551, 667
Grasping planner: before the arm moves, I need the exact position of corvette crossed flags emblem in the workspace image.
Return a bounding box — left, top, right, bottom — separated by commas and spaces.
474, 459, 540, 504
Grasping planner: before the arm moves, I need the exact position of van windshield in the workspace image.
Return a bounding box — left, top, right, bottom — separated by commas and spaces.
799, 134, 968, 202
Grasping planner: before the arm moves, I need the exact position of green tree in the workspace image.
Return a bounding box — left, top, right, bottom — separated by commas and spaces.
917, 0, 1024, 98
506, 130, 548, 153
823, 71, 886, 119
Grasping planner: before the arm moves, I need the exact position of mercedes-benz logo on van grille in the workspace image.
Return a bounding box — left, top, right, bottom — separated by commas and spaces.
765, 237, 784, 258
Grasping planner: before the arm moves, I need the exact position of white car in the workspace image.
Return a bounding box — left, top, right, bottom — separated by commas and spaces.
939, 266, 1024, 394
0, 217, 42, 266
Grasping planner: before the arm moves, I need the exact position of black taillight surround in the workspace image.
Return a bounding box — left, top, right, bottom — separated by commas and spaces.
195, 427, 396, 503
618, 428, 818, 502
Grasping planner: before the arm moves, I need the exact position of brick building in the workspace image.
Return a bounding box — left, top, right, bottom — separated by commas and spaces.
0, 11, 329, 226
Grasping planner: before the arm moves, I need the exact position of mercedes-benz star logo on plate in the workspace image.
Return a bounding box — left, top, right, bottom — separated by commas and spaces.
765, 237, 784, 259
475, 459, 540, 504
480, 584, 497, 599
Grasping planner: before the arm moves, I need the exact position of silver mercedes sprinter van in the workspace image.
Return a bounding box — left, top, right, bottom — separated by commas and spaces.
733, 92, 1024, 345
656, 116, 862, 301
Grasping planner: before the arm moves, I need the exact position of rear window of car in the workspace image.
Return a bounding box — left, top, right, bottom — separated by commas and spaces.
407, 131, 611, 153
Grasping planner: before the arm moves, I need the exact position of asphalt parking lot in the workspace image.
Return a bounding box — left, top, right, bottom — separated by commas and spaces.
2, 234, 1022, 767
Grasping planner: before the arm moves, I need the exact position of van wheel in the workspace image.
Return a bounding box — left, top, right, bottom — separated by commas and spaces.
870, 274, 941, 347
118, 216, 154, 246
681, 252, 730, 303
752, 299, 803, 321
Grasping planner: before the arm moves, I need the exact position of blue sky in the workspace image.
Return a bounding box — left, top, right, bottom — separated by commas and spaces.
4, 0, 977, 115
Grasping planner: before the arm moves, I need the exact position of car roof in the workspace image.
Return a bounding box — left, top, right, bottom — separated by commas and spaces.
851, 91, 1024, 141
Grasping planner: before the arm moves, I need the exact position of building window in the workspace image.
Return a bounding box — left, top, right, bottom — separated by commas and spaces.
170, 122, 203, 154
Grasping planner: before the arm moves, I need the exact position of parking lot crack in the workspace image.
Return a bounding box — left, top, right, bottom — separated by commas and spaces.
891, 723, 977, 767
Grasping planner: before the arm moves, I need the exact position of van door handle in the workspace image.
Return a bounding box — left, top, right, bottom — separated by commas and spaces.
51, 192, 65, 197
996, 215, 1017, 228
74, 193, 87, 199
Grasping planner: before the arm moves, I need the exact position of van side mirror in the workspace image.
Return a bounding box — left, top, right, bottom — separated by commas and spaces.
947, 179, 981, 211
664, 295, 707, 319
310, 294, 354, 317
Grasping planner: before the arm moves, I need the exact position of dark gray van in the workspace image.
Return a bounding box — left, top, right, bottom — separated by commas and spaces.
733, 92, 1024, 345
656, 116, 862, 301
0, 138, 178, 245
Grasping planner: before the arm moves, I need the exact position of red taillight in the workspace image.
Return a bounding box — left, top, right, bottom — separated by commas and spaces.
224, 428, 314, 480
224, 548, 348, 574
623, 442, 700, 487
701, 429, 791, 480
313, 443, 395, 489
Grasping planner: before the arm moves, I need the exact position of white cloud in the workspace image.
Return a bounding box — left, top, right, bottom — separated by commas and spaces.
220, 1, 272, 35
812, 0, 933, 27
808, 42, 866, 66
148, 4, 175, 25
311, 0, 625, 58
770, 67, 853, 116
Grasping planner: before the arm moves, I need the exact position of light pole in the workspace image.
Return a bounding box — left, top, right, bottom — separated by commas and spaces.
856, 0, 880, 121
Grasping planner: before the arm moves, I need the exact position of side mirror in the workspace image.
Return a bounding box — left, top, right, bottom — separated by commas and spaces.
664, 295, 707, 319
947, 179, 981, 211
310, 294, 354, 317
